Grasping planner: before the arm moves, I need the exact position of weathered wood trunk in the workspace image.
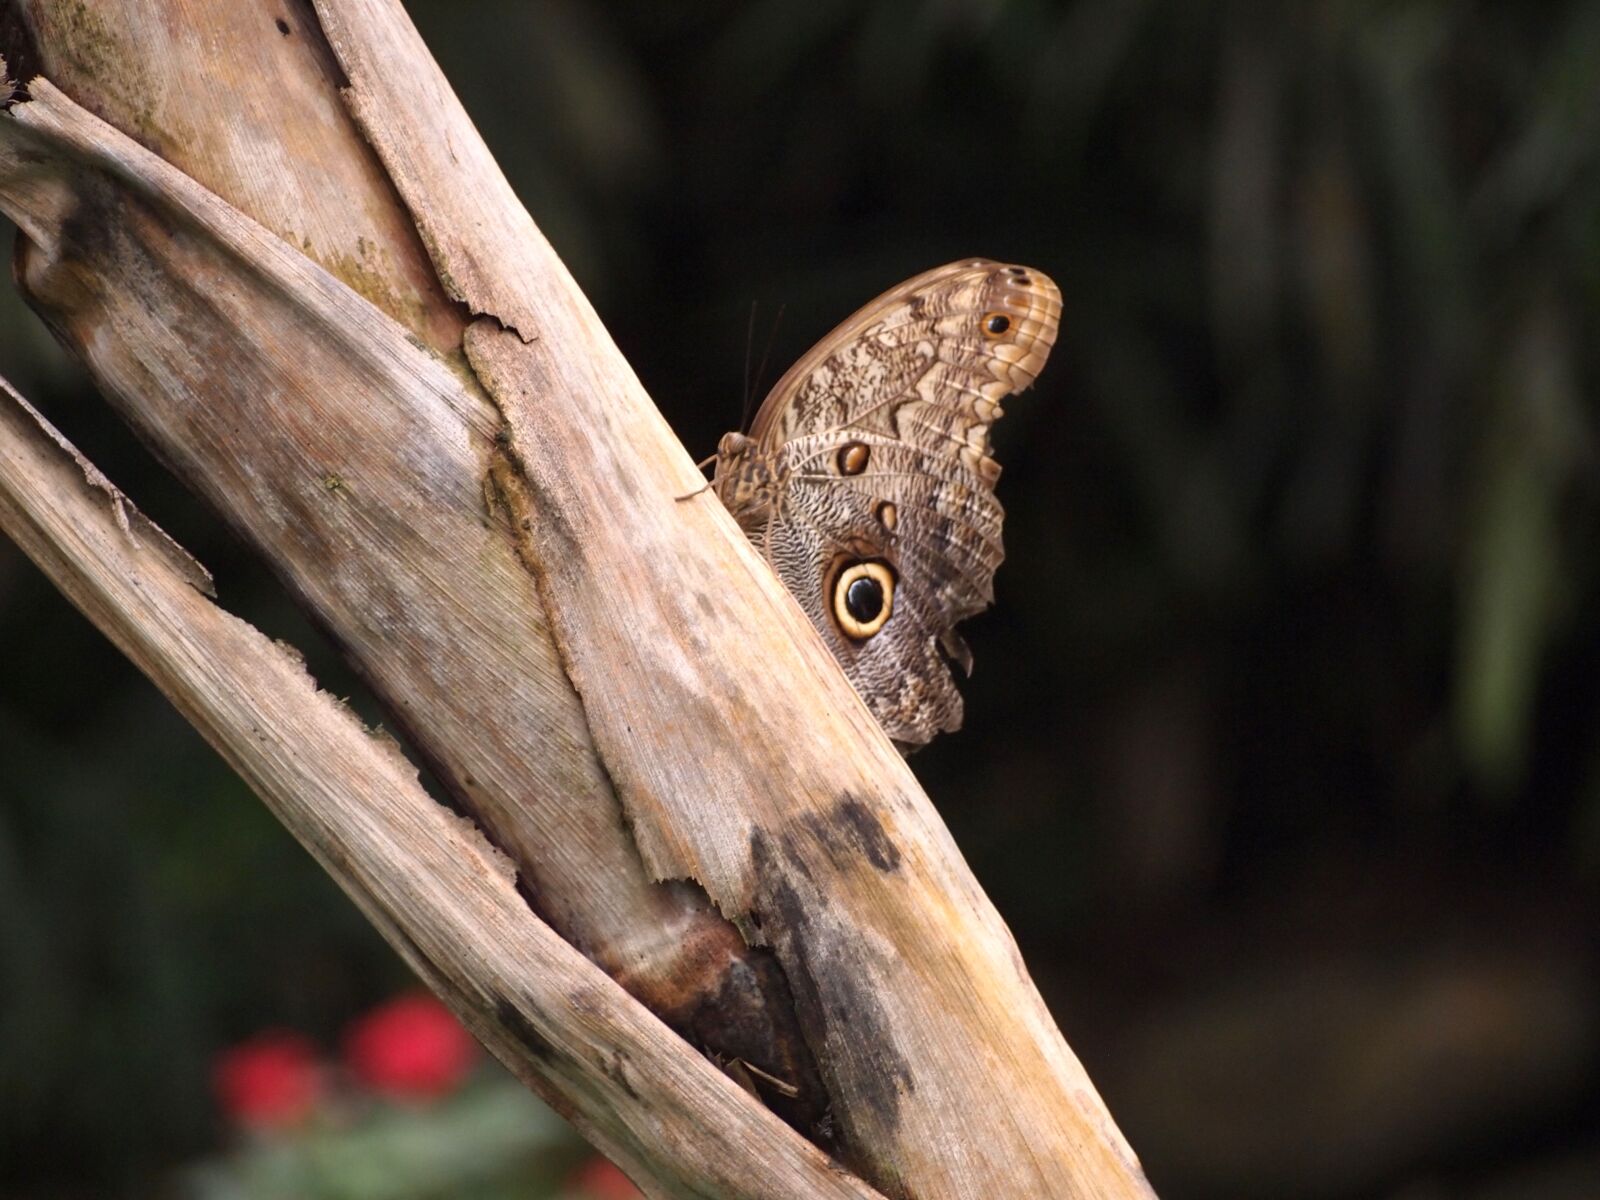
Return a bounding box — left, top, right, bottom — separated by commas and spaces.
0, 3, 1155, 1197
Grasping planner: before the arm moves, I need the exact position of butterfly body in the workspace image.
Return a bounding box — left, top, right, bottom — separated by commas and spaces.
713, 260, 1060, 749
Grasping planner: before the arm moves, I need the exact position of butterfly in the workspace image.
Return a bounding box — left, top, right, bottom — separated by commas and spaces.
711, 259, 1060, 749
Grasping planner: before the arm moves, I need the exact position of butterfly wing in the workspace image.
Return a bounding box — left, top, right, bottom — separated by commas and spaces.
739, 259, 1060, 747
751, 259, 1058, 456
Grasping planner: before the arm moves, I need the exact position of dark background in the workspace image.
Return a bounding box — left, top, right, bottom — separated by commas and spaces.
3, 2, 1599, 1196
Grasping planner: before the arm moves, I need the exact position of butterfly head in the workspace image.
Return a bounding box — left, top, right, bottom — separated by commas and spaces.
712, 431, 786, 535
714, 430, 754, 461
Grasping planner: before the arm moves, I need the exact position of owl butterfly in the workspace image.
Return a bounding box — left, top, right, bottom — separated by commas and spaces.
712, 259, 1060, 750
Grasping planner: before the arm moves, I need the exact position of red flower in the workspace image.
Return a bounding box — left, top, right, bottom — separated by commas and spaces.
567, 1156, 643, 1198
211, 1029, 325, 1130
342, 991, 477, 1100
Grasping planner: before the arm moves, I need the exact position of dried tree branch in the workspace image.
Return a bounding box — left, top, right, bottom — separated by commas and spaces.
0, 0, 821, 1127
0, 1, 1157, 1193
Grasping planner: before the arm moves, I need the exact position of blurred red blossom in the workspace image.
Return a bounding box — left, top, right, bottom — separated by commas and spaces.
342, 991, 477, 1100
567, 1156, 643, 1198
211, 1029, 325, 1130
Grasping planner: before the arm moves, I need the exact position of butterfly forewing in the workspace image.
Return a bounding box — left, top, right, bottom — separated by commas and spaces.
715, 259, 1060, 748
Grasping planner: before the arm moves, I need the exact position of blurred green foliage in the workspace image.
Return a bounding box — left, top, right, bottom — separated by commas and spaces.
2, 2, 1599, 1197
181, 1079, 578, 1200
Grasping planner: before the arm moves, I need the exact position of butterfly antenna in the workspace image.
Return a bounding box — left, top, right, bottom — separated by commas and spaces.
675, 453, 718, 502
741, 302, 786, 432
739, 300, 759, 432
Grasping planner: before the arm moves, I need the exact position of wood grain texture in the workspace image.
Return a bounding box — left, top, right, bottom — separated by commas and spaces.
0, 4, 819, 1119
313, 1, 1155, 1194
0, 62, 624, 958
14, 0, 462, 352
0, 371, 884, 1200
313, 0, 551, 341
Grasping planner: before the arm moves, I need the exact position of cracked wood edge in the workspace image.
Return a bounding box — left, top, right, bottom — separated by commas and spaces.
0, 371, 884, 1200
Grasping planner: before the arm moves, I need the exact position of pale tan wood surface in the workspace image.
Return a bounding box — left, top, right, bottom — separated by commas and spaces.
15, 0, 464, 352
0, 370, 884, 1200
0, 7, 814, 1110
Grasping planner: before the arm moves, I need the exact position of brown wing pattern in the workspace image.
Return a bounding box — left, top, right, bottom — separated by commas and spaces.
717, 259, 1060, 748
784, 434, 1005, 619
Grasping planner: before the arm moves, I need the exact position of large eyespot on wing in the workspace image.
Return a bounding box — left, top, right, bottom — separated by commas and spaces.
830, 558, 896, 640
785, 432, 1007, 622
759, 460, 975, 749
